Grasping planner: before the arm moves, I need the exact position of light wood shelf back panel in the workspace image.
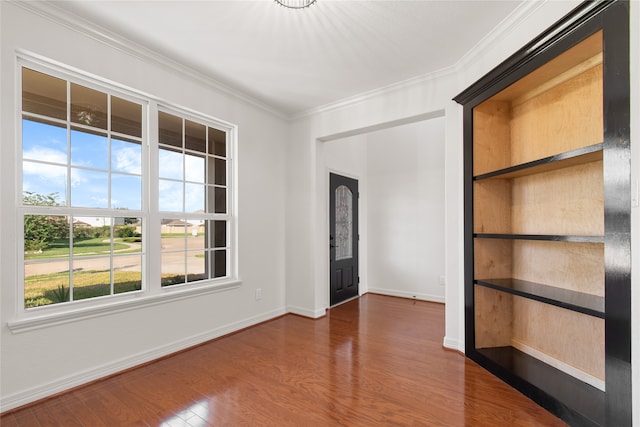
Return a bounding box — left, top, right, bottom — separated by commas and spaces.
473, 31, 603, 177
512, 240, 603, 296
512, 296, 605, 381
511, 161, 603, 235
510, 64, 602, 165
475, 285, 513, 348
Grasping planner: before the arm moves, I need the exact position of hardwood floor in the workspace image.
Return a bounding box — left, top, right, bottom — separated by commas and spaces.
1, 294, 567, 426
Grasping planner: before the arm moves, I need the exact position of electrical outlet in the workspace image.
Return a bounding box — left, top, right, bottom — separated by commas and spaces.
255, 288, 262, 300
439, 275, 446, 286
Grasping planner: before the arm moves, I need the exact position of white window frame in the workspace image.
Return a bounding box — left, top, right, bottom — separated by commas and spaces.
9, 53, 239, 333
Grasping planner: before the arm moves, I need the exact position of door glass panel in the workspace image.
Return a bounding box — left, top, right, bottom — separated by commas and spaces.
335, 185, 353, 261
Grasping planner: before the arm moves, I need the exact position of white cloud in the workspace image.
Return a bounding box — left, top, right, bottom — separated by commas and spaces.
113, 145, 141, 174
23, 147, 66, 165
158, 149, 183, 180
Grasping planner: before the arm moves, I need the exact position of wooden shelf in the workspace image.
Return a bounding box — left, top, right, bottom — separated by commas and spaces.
474, 233, 604, 243
476, 346, 604, 427
457, 2, 631, 424
473, 143, 602, 181
475, 278, 604, 318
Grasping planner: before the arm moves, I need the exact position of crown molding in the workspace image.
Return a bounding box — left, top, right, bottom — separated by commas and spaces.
292, 65, 456, 121
293, 0, 546, 121
8, 0, 289, 120
453, 0, 550, 74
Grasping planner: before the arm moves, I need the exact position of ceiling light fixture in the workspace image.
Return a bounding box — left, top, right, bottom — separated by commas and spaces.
275, 0, 316, 9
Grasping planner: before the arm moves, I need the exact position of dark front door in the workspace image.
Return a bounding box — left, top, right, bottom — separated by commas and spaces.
329, 173, 359, 306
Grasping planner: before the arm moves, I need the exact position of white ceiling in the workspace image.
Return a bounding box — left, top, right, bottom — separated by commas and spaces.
51, 0, 525, 116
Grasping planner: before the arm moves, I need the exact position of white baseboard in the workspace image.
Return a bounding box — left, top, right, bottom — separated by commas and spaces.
0, 307, 286, 413
286, 305, 326, 318
368, 287, 445, 304
443, 336, 465, 353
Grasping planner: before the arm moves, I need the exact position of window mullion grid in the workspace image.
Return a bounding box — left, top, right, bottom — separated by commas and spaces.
182, 117, 188, 284
66, 80, 75, 302
106, 95, 113, 296
146, 101, 161, 294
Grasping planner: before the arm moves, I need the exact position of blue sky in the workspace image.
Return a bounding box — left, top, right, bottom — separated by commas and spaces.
23, 118, 142, 211
23, 119, 217, 214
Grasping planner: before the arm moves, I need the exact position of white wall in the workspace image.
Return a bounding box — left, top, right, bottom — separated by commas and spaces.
319, 118, 446, 305
0, 2, 288, 411
366, 119, 445, 302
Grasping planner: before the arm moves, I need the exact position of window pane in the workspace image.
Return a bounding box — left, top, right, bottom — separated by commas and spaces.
159, 148, 183, 180
71, 83, 107, 130
161, 252, 185, 287
73, 217, 111, 256
114, 217, 142, 241
159, 111, 182, 148
112, 174, 142, 211
22, 68, 67, 120
161, 219, 186, 250
114, 254, 142, 294
185, 153, 205, 183
22, 118, 67, 163
185, 183, 205, 213
210, 220, 226, 248
186, 251, 206, 282
208, 157, 227, 186
71, 169, 108, 208
24, 261, 70, 308
213, 250, 227, 278
214, 158, 226, 186
24, 214, 70, 254
111, 96, 142, 138
208, 127, 226, 157
73, 256, 111, 300
159, 180, 183, 212
112, 138, 142, 174
23, 162, 67, 204
186, 221, 205, 249
215, 187, 226, 214
185, 120, 206, 153
24, 213, 71, 308
71, 128, 108, 170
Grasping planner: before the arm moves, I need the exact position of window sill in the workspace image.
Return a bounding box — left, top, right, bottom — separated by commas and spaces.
7, 280, 242, 334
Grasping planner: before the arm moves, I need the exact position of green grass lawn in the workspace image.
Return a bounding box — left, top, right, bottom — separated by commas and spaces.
25, 238, 135, 260
24, 269, 203, 308
161, 233, 204, 238
24, 270, 143, 308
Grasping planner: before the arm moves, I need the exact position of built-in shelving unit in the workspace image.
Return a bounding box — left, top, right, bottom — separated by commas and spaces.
454, 2, 631, 426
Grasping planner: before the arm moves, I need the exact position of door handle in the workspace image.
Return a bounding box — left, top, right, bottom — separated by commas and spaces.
330, 244, 339, 249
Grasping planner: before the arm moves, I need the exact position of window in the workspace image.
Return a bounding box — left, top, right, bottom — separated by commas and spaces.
19, 63, 236, 313
158, 110, 230, 286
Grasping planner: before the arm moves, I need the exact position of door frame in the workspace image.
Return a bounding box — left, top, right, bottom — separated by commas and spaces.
327, 169, 361, 307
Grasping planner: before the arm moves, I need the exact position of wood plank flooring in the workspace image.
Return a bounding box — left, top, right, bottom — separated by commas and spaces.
1, 294, 567, 426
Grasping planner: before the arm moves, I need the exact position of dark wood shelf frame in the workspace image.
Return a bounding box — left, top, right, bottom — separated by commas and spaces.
475, 278, 604, 318
473, 143, 603, 181
474, 233, 604, 243
476, 346, 605, 427
455, 1, 631, 426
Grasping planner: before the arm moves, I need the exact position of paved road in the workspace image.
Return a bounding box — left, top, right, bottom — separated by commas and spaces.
25, 236, 205, 277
